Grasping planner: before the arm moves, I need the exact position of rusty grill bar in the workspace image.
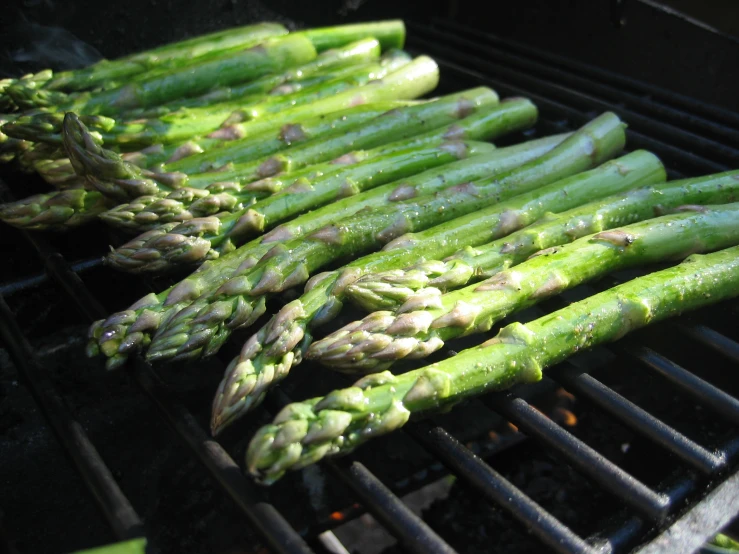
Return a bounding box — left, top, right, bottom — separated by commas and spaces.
1, 17, 739, 554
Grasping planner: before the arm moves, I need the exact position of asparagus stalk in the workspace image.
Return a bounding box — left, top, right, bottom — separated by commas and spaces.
89, 132, 568, 371
297, 21, 405, 52
122, 38, 387, 119
310, 203, 739, 370
2, 101, 410, 232
7, 34, 318, 116
246, 245, 739, 484
107, 98, 538, 271
6, 52, 410, 147
209, 146, 670, 434
64, 69, 449, 204
151, 113, 626, 370
107, 140, 493, 271
16, 23, 290, 98
0, 188, 111, 231
347, 170, 739, 311
51, 21, 403, 94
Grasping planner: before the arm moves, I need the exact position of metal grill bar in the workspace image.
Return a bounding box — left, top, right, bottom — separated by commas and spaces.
328, 460, 457, 554
485, 393, 671, 521
551, 365, 726, 474
632, 347, 739, 427
133, 363, 315, 554
411, 53, 724, 176
0, 294, 145, 543
408, 30, 739, 168
676, 324, 739, 364
430, 18, 739, 129
410, 22, 739, 146
406, 422, 596, 554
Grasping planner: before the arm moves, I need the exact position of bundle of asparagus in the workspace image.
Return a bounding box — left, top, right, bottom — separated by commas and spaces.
246, 245, 739, 484
2, 19, 736, 489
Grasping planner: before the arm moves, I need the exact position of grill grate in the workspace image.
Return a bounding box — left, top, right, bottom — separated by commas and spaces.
2, 18, 739, 554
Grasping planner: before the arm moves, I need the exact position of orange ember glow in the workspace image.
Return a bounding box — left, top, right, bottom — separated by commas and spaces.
556, 388, 576, 401
330, 511, 345, 521
555, 408, 578, 427
507, 422, 519, 433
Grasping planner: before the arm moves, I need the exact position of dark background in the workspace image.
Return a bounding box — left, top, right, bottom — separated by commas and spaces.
0, 0, 737, 110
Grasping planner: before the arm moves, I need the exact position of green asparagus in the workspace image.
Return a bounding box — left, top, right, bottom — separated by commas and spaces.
8, 34, 317, 115
10, 23, 289, 100
124, 38, 386, 119
88, 132, 567, 370
347, 171, 739, 311
6, 51, 411, 147
0, 187, 111, 231
209, 145, 670, 434
64, 70, 457, 204
310, 203, 739, 370
150, 113, 626, 370
245, 245, 739, 484
106, 98, 538, 271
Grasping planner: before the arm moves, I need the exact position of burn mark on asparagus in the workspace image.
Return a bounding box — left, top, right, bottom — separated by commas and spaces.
207, 124, 245, 140
440, 141, 469, 159
443, 124, 465, 140
332, 152, 360, 165
455, 98, 475, 118
592, 230, 635, 247
311, 225, 345, 245
377, 214, 411, 243
388, 183, 417, 202
258, 157, 286, 178
280, 123, 307, 144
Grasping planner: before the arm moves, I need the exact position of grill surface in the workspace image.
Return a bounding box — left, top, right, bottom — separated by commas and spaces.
1, 15, 739, 554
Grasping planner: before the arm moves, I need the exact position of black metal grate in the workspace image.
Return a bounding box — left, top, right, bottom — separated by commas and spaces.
2, 19, 739, 554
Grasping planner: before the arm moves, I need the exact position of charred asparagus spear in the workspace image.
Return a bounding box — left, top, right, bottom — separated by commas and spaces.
209, 146, 667, 434
106, 98, 537, 270
347, 171, 739, 311
310, 203, 739, 371
246, 245, 739, 484
151, 113, 627, 370
88, 132, 567, 370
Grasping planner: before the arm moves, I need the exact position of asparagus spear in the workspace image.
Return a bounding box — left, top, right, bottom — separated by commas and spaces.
15, 23, 290, 98
209, 146, 668, 434
107, 140, 492, 271
107, 98, 538, 270
53, 21, 403, 94
6, 52, 411, 147
7, 34, 318, 116
298, 21, 405, 52
310, 203, 739, 370
89, 133, 568, 370
64, 69, 451, 204
4, 101, 414, 232
125, 38, 387, 119
347, 170, 739, 311
0, 187, 111, 231
150, 113, 626, 369
246, 245, 739, 484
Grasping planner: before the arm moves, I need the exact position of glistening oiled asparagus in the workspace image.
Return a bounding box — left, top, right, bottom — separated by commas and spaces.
9, 23, 289, 100
65, 69, 454, 204
125, 38, 386, 119
8, 34, 317, 116
88, 132, 568, 370
0, 187, 111, 231
347, 170, 739, 311
2, 101, 411, 232
107, 98, 538, 271
310, 203, 739, 370
209, 146, 668, 434
7, 51, 412, 147
106, 140, 492, 272
246, 245, 739, 484
154, 113, 626, 372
